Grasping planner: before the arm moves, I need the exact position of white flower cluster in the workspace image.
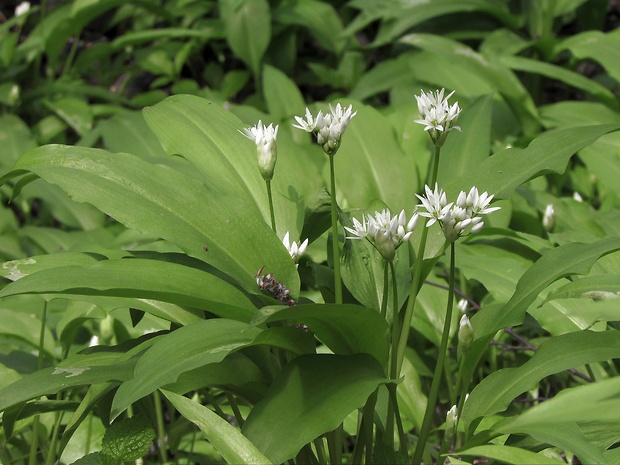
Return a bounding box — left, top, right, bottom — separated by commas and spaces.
240, 121, 279, 181
293, 103, 357, 156
345, 209, 418, 262
414, 88, 461, 147
282, 232, 308, 263
417, 184, 500, 242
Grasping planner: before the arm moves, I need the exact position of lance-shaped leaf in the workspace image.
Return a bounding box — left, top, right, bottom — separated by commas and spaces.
543, 275, 620, 303
163, 390, 273, 465
111, 319, 261, 419
242, 353, 389, 463
142, 94, 306, 240
255, 303, 389, 366
1, 145, 298, 293
447, 124, 620, 200
462, 330, 620, 429
472, 237, 620, 338
0, 258, 256, 322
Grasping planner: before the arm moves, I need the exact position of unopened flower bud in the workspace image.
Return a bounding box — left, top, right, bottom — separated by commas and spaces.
375, 231, 396, 262
240, 121, 279, 182
542, 204, 555, 232
458, 314, 474, 354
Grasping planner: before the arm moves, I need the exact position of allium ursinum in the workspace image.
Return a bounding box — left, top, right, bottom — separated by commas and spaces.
414, 88, 461, 147
542, 204, 555, 231
282, 232, 308, 263
418, 185, 500, 243
240, 121, 278, 181
416, 183, 453, 227
293, 103, 357, 156
345, 209, 418, 262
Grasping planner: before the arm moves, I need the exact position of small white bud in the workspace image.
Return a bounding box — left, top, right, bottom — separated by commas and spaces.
542, 204, 555, 232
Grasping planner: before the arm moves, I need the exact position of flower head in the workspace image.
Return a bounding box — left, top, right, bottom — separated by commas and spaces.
345, 209, 418, 262
417, 185, 500, 242
414, 88, 461, 147
15, 1, 30, 16
415, 183, 452, 227
282, 232, 308, 263
293, 104, 357, 156
240, 121, 278, 181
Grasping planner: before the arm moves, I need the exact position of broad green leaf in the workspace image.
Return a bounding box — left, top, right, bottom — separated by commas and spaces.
332, 100, 419, 212
111, 319, 261, 418
164, 352, 269, 403
349, 54, 416, 102
529, 298, 620, 336
540, 102, 620, 128
557, 29, 620, 84
0, 258, 256, 322
262, 65, 306, 122
242, 353, 389, 464
99, 111, 170, 161
437, 94, 493, 186
16, 0, 126, 67
494, 377, 620, 431
491, 422, 607, 465
544, 275, 620, 302
257, 303, 389, 366
163, 390, 273, 465
447, 124, 620, 201
352, 0, 517, 46
219, 0, 270, 79
2, 144, 297, 292
142, 94, 305, 242
0, 114, 37, 169
456, 239, 536, 302
580, 132, 620, 200
274, 0, 346, 55
462, 330, 620, 429
411, 278, 459, 348
499, 55, 619, 109
0, 351, 139, 412
400, 34, 539, 136
457, 444, 565, 465
0, 309, 55, 359
21, 180, 106, 231
44, 98, 93, 137
472, 237, 620, 338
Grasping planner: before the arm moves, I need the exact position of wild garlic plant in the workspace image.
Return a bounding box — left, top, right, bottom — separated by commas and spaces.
240, 89, 500, 463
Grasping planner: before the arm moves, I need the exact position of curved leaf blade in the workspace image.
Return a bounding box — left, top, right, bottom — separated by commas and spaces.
0, 258, 256, 321
9, 145, 298, 292
163, 390, 273, 465
472, 237, 620, 338
462, 330, 620, 429
242, 353, 389, 464
111, 319, 261, 418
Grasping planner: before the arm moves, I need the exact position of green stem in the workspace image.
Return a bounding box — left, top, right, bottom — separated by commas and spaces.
154, 390, 167, 463
266, 180, 276, 234
396, 146, 441, 376
29, 302, 48, 465
328, 154, 343, 304
314, 437, 328, 464
386, 261, 399, 446
226, 391, 244, 428
380, 260, 389, 319
353, 390, 378, 464
62, 34, 80, 77
412, 242, 456, 465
